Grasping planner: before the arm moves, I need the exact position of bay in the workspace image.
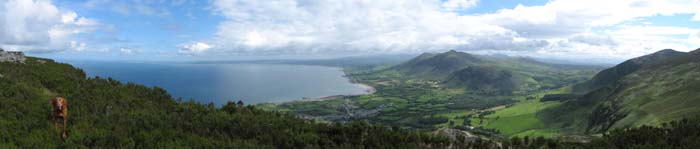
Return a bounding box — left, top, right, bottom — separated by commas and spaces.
68, 61, 371, 105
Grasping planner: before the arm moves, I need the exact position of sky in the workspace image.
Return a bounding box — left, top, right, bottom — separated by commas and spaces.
1, 0, 699, 63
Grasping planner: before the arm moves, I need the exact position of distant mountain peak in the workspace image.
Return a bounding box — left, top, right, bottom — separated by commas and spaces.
691, 48, 700, 54
416, 52, 436, 58
392, 50, 483, 79
656, 48, 678, 52
627, 49, 685, 65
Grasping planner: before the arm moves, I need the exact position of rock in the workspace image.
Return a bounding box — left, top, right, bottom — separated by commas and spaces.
432, 128, 480, 143
0, 48, 26, 63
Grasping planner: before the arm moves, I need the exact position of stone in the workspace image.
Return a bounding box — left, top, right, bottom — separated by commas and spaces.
0, 48, 26, 63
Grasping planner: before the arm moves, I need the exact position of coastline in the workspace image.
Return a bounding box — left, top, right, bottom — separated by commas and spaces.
291, 68, 376, 103
355, 82, 376, 95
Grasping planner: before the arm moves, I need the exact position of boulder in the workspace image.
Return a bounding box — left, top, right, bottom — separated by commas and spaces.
0, 48, 26, 63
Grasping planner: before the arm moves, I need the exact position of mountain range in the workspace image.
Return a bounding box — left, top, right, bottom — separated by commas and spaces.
540, 48, 700, 133
386, 50, 600, 95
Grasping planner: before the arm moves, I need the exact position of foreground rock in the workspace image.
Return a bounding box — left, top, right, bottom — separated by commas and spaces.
0, 49, 26, 63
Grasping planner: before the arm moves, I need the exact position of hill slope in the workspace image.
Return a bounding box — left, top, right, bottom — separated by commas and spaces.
445, 66, 523, 94
385, 50, 600, 95
573, 49, 687, 93
539, 48, 700, 133
394, 50, 482, 78
0, 56, 450, 147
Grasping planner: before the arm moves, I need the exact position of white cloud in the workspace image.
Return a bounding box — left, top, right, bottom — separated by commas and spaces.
478, 0, 700, 38
206, 0, 512, 55
84, 0, 171, 17
0, 0, 101, 53
70, 41, 87, 51
442, 0, 478, 11
179, 42, 213, 54
120, 48, 137, 54
197, 0, 699, 60
690, 31, 700, 44
568, 33, 617, 46
693, 12, 700, 21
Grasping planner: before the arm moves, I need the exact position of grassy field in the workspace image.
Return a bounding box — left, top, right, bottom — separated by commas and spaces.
466, 87, 574, 137
471, 99, 562, 137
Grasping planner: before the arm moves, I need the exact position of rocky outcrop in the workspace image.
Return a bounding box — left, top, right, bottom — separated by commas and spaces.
0, 48, 26, 63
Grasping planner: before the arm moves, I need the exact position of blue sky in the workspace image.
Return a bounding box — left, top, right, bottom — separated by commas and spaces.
1, 0, 699, 63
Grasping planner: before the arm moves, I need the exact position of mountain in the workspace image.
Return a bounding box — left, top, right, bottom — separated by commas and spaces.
573, 49, 687, 93
0, 55, 452, 147
384, 50, 600, 94
539, 48, 700, 133
393, 50, 483, 79
445, 66, 523, 94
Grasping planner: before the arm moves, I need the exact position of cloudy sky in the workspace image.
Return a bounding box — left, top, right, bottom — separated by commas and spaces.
1, 0, 699, 62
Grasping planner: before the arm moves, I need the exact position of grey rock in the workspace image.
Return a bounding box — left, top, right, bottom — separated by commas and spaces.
0, 48, 26, 63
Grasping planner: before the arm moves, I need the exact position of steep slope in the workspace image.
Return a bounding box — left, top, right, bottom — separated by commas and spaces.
445, 66, 523, 94
573, 49, 686, 93
0, 55, 450, 147
539, 48, 700, 133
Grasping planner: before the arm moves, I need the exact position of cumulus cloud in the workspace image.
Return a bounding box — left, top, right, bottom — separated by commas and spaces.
0, 0, 100, 53
195, 0, 699, 60
568, 33, 617, 46
84, 0, 171, 17
120, 48, 138, 54
478, 0, 699, 38
206, 0, 512, 55
179, 42, 213, 55
442, 0, 478, 11
690, 31, 700, 43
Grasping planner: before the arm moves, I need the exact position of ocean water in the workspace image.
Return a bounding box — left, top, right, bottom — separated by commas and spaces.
68, 61, 370, 105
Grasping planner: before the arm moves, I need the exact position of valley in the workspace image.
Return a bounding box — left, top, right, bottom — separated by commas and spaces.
263, 50, 603, 138
265, 48, 700, 142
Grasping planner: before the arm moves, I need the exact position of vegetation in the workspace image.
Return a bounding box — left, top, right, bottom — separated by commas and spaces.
499, 117, 700, 148
539, 49, 700, 134
268, 50, 600, 135
539, 94, 580, 102
0, 57, 453, 148
269, 48, 700, 147
3, 48, 699, 147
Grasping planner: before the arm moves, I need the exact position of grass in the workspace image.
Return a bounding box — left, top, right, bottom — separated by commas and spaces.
471, 98, 562, 137
512, 129, 562, 138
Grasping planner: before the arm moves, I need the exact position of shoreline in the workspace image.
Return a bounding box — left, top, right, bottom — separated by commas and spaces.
355, 82, 376, 95
296, 75, 377, 103
281, 68, 377, 103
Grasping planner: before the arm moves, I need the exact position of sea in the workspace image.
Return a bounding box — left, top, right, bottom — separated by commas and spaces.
67, 61, 371, 105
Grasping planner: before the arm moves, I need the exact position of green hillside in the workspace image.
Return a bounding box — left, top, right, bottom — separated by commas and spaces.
0, 56, 453, 148
572, 49, 687, 93
445, 66, 523, 94
386, 50, 600, 94
539, 48, 700, 134
392, 50, 483, 79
